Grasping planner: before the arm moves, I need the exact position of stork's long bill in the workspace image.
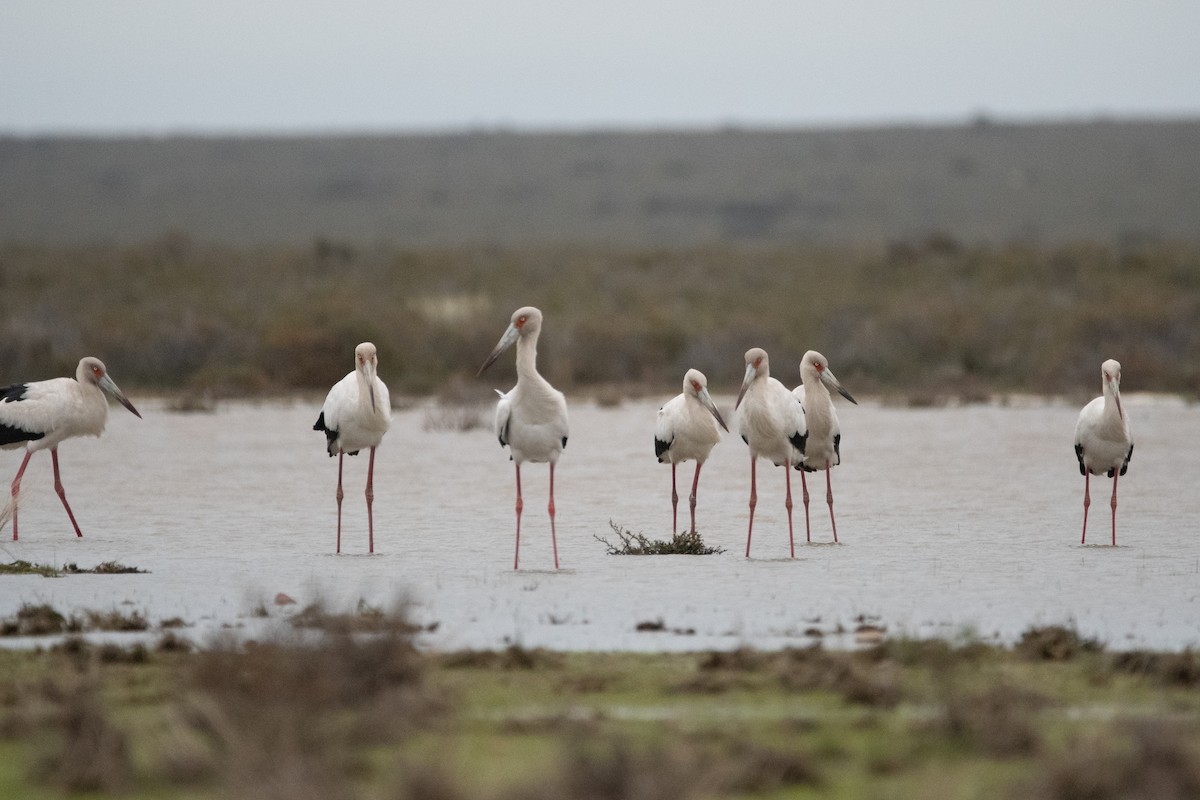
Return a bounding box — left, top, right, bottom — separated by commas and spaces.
699, 386, 730, 432
477, 323, 520, 376
734, 362, 757, 410
99, 374, 142, 419
1106, 370, 1123, 420
364, 361, 377, 413
821, 369, 858, 405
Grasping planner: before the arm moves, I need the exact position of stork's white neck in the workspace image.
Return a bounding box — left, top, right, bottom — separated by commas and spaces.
515, 331, 540, 383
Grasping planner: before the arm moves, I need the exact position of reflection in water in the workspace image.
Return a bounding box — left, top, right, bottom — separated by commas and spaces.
1, 396, 1198, 651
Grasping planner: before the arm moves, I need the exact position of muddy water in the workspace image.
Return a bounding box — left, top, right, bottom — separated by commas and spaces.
1, 394, 1197, 651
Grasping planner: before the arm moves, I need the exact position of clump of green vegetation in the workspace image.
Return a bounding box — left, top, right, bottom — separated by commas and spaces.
596, 520, 726, 555
0, 560, 147, 577
0, 560, 61, 577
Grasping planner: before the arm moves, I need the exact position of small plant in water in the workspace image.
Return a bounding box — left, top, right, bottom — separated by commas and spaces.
595, 520, 725, 555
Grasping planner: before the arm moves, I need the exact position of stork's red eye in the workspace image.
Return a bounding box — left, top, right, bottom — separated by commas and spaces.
691, 381, 702, 392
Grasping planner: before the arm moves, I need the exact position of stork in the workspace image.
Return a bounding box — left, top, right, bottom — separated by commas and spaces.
654, 368, 729, 534
478, 306, 569, 570
1074, 358, 1133, 546
793, 350, 857, 543
734, 348, 807, 558
0, 357, 141, 540
314, 342, 391, 554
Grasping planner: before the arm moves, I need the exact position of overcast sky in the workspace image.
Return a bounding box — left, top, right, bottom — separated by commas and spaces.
3, 1, 1198, 134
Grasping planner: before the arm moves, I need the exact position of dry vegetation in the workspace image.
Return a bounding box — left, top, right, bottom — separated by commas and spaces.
1, 236, 1197, 399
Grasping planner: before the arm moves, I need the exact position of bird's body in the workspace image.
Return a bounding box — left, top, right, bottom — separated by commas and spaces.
314, 342, 390, 554
0, 357, 141, 540
792, 350, 857, 543
654, 368, 728, 534
735, 348, 807, 557
1074, 359, 1133, 545
479, 306, 568, 570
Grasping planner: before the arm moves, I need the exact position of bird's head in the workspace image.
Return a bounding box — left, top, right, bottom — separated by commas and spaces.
355, 342, 380, 412
735, 348, 769, 409
80, 357, 142, 419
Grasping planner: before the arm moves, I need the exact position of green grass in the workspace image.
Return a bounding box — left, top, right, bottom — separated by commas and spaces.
2, 621, 1200, 799
0, 560, 146, 577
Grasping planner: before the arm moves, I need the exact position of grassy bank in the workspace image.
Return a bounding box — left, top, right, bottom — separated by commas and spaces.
2, 237, 1197, 400
2, 621, 1200, 799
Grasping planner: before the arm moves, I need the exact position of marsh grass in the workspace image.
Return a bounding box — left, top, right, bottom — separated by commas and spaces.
596, 520, 726, 555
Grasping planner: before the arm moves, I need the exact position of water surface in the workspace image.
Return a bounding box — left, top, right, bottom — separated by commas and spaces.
1, 395, 1197, 651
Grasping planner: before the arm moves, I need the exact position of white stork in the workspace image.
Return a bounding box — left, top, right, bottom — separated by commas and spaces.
314, 342, 391, 554
1074, 358, 1133, 546
478, 306, 568, 570
0, 357, 141, 540
654, 368, 729, 534
793, 350, 858, 543
734, 347, 807, 558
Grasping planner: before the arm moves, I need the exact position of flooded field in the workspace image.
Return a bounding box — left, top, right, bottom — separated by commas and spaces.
1, 394, 1198, 651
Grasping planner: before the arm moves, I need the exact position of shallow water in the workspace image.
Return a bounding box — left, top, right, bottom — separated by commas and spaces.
1, 394, 1197, 651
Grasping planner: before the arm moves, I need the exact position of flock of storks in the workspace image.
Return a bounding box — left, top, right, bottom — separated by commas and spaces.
0, 306, 1134, 566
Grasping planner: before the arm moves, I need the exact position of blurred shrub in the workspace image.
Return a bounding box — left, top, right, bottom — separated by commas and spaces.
0, 237, 1197, 397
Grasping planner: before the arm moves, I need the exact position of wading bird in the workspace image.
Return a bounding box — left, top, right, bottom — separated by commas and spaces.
735, 348, 807, 558
793, 350, 858, 543
1074, 359, 1133, 546
314, 342, 391, 554
478, 306, 568, 570
654, 369, 729, 535
0, 357, 141, 540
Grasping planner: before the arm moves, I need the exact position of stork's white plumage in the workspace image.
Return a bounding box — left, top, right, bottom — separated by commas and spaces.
1074, 358, 1133, 546
478, 306, 568, 570
734, 347, 807, 558
314, 342, 391, 554
793, 350, 858, 543
0, 357, 141, 540
654, 368, 729, 534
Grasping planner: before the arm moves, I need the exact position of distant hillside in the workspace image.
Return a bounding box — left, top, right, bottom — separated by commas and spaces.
2, 120, 1199, 247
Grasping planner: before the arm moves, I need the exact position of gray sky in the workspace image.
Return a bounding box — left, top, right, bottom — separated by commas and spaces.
3, 1, 1199, 134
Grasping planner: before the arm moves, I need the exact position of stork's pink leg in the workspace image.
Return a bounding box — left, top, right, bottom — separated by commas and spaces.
825, 461, 838, 544
335, 450, 345, 554
688, 462, 703, 534
799, 469, 811, 544
671, 462, 679, 534
365, 446, 376, 554
50, 449, 83, 538
1081, 470, 1090, 545
513, 464, 523, 570
746, 456, 757, 557
9, 450, 33, 541
785, 465, 795, 558
1110, 471, 1119, 547
548, 462, 559, 570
